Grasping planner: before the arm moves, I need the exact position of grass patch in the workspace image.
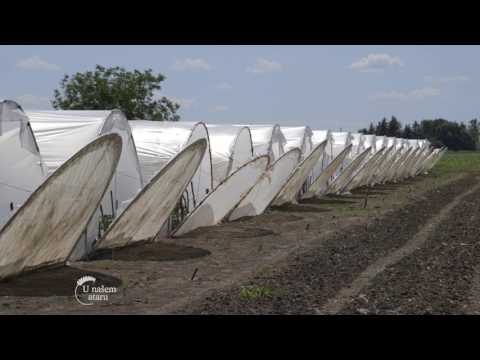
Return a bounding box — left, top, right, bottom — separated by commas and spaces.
430, 151, 480, 176
239, 285, 274, 300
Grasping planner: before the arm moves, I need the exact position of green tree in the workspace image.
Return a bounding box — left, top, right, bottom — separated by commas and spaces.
403, 124, 414, 138
468, 119, 480, 150
376, 117, 388, 136
52, 65, 180, 121
387, 116, 402, 137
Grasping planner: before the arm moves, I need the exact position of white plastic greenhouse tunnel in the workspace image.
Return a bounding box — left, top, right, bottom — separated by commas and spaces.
205, 124, 254, 188
95, 139, 207, 251
280, 125, 315, 195
303, 144, 353, 198
311, 129, 333, 181
172, 155, 269, 237
243, 124, 286, 161
329, 131, 354, 177
272, 139, 328, 205
0, 134, 122, 281
27, 110, 144, 260
0, 100, 47, 229
346, 134, 377, 189
281, 126, 314, 158
327, 145, 372, 195
228, 148, 301, 221
129, 120, 213, 217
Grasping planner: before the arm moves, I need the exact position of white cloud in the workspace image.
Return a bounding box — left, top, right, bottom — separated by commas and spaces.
215, 82, 232, 90
209, 105, 228, 112
369, 87, 440, 101
246, 58, 283, 74
424, 75, 469, 84
14, 94, 52, 109
349, 53, 403, 72
16, 56, 60, 71
171, 58, 211, 71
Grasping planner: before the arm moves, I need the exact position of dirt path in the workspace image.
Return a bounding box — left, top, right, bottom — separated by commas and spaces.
0, 170, 477, 314
322, 177, 480, 314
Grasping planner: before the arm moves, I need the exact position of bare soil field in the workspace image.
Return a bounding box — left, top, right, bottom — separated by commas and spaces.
1, 152, 479, 314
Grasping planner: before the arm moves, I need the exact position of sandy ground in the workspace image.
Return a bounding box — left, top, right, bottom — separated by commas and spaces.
0, 168, 477, 314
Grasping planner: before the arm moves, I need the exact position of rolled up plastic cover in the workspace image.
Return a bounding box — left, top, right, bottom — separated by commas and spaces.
96, 139, 207, 250
344, 146, 386, 191
0, 134, 121, 281
327, 147, 372, 194
172, 155, 269, 236
272, 140, 328, 206
229, 148, 301, 221
311, 129, 333, 180
303, 144, 353, 198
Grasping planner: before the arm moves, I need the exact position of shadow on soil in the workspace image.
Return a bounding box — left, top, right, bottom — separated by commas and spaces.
90, 241, 211, 262
0, 266, 122, 297
271, 204, 332, 213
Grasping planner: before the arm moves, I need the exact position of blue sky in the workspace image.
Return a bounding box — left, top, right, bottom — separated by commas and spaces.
1, 45, 478, 131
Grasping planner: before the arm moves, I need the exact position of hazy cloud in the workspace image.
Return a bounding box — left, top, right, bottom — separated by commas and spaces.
16, 56, 60, 71
171, 58, 212, 71
349, 53, 403, 72
246, 58, 283, 74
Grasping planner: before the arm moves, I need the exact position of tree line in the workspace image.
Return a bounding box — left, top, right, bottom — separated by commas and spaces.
359, 116, 480, 151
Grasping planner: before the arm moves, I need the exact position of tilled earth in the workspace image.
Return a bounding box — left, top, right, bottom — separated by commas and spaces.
178, 173, 480, 315
1, 169, 479, 314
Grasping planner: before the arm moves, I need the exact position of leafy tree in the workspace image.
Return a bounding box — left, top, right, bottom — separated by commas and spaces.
52, 65, 180, 121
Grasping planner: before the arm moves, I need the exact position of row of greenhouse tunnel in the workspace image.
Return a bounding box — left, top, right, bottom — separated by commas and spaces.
0, 99, 446, 280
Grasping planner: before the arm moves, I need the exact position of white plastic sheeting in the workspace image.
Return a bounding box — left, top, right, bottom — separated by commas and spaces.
328, 147, 372, 194
363, 135, 377, 154
329, 132, 354, 177
229, 148, 301, 221
311, 130, 333, 180
350, 133, 366, 157
272, 140, 328, 205
350, 147, 386, 189
244, 124, 286, 161
206, 125, 254, 188
281, 126, 313, 158
28, 110, 144, 260
129, 120, 213, 210
303, 144, 353, 198
0, 101, 46, 228
96, 139, 207, 250
0, 134, 121, 281
172, 156, 269, 236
